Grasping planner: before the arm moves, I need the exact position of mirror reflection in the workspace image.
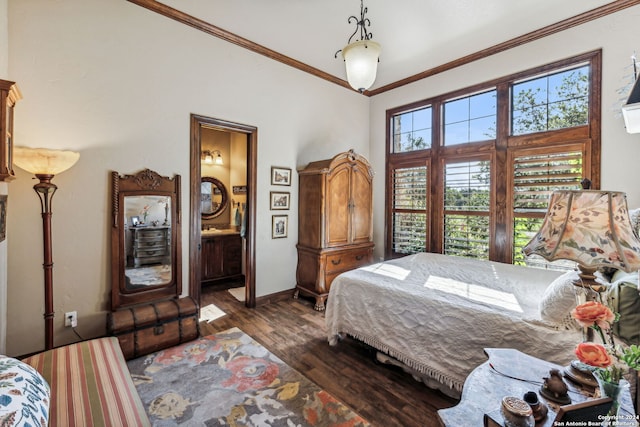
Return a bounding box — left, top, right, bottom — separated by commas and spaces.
124, 195, 172, 289
201, 176, 228, 219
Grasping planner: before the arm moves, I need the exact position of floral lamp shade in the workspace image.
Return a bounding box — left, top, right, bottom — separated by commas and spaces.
523, 190, 640, 273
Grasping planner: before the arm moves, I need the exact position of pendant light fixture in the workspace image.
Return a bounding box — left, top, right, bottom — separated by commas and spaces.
335, 0, 381, 93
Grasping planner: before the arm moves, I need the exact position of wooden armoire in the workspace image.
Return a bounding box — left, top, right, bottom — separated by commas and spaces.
294, 149, 374, 310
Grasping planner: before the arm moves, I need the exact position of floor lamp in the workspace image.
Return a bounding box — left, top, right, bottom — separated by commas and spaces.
13, 147, 80, 350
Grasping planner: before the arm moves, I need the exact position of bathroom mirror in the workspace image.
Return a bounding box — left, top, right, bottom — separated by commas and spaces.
201, 176, 228, 219
110, 168, 182, 310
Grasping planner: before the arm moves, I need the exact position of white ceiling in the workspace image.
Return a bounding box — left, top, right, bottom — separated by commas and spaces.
159, 0, 614, 91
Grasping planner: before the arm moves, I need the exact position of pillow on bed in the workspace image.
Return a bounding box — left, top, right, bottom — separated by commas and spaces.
539, 270, 581, 329
609, 269, 640, 345
0, 355, 50, 426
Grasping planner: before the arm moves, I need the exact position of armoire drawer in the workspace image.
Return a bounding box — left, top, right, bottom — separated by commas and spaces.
325, 249, 372, 274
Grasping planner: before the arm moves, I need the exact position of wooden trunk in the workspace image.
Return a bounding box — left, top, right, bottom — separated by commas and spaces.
109, 296, 199, 360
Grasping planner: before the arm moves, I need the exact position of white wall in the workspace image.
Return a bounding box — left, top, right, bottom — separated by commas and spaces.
6, 0, 369, 356
0, 0, 9, 355
369, 5, 640, 260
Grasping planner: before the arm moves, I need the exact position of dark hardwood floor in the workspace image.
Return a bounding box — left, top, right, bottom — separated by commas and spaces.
200, 286, 457, 427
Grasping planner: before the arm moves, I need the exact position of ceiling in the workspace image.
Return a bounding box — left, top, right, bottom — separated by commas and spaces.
158, 0, 617, 92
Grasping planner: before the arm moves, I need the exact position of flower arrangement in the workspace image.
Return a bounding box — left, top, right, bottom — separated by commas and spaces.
572, 301, 640, 384
141, 205, 150, 223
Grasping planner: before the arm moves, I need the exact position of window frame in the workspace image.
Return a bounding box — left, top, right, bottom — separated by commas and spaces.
389, 160, 431, 255
385, 50, 601, 262
441, 153, 495, 260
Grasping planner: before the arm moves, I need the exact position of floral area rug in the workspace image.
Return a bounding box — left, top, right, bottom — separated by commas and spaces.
127, 327, 370, 427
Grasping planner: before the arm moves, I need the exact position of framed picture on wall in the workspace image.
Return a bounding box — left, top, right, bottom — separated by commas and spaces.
0, 195, 6, 242
233, 185, 247, 194
271, 167, 291, 186
272, 215, 288, 238
270, 192, 290, 210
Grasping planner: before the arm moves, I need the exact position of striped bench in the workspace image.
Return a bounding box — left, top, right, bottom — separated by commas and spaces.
23, 337, 150, 426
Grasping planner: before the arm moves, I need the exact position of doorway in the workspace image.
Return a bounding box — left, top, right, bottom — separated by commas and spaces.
189, 114, 257, 308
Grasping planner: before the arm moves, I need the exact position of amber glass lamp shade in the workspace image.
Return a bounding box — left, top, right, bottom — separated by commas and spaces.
13, 146, 80, 176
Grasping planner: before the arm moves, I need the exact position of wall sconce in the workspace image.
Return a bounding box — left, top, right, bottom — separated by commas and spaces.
622, 76, 640, 133
201, 150, 223, 165
622, 54, 640, 133
335, 0, 381, 93
13, 146, 80, 350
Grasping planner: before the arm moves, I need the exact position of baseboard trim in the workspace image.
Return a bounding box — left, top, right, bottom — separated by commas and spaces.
255, 288, 295, 307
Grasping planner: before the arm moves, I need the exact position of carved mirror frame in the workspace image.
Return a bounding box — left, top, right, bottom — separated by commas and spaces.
201, 176, 228, 220
111, 168, 181, 310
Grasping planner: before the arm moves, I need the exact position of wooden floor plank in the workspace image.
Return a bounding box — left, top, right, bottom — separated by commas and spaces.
200, 287, 457, 427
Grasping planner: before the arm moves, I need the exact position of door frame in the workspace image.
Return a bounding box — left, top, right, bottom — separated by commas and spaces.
189, 114, 257, 308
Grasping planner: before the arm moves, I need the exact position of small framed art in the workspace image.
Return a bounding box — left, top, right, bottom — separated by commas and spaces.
553, 397, 613, 424
271, 166, 291, 186
130, 216, 140, 227
233, 185, 247, 194
270, 192, 290, 210
272, 215, 288, 238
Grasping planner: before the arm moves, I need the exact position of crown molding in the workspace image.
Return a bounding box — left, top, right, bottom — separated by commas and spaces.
128, 0, 640, 97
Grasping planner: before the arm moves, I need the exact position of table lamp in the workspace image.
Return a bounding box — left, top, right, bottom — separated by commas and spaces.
13, 146, 80, 350
523, 190, 640, 293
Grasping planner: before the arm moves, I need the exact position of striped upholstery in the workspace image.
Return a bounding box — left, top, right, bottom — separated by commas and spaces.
23, 337, 150, 427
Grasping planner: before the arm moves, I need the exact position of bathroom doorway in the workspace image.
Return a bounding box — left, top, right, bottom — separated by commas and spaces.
189, 114, 257, 309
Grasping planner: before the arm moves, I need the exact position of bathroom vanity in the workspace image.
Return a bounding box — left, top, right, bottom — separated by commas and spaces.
201, 230, 243, 285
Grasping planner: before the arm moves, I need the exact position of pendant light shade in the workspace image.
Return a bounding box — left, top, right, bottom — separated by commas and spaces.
335, 0, 381, 94
342, 40, 381, 93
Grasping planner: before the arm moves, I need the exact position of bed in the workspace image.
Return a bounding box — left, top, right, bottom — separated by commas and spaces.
325, 252, 590, 397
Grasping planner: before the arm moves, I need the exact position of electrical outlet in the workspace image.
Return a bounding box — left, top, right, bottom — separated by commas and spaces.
65, 311, 78, 328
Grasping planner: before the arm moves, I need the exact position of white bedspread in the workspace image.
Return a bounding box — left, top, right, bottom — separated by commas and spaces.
325, 252, 583, 394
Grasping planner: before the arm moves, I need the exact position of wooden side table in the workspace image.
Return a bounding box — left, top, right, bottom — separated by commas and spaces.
437, 348, 637, 427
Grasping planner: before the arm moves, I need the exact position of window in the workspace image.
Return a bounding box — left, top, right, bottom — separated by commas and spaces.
391, 166, 428, 254
511, 149, 583, 266
385, 50, 601, 264
392, 107, 432, 152
444, 91, 496, 145
443, 160, 491, 259
512, 65, 589, 135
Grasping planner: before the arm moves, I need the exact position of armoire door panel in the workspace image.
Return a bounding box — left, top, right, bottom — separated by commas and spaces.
351, 166, 373, 243
326, 165, 351, 246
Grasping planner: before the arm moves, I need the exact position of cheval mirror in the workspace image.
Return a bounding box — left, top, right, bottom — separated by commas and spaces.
111, 168, 182, 310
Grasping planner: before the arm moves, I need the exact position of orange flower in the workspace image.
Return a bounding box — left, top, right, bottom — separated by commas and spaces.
575, 342, 612, 368
571, 301, 615, 330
